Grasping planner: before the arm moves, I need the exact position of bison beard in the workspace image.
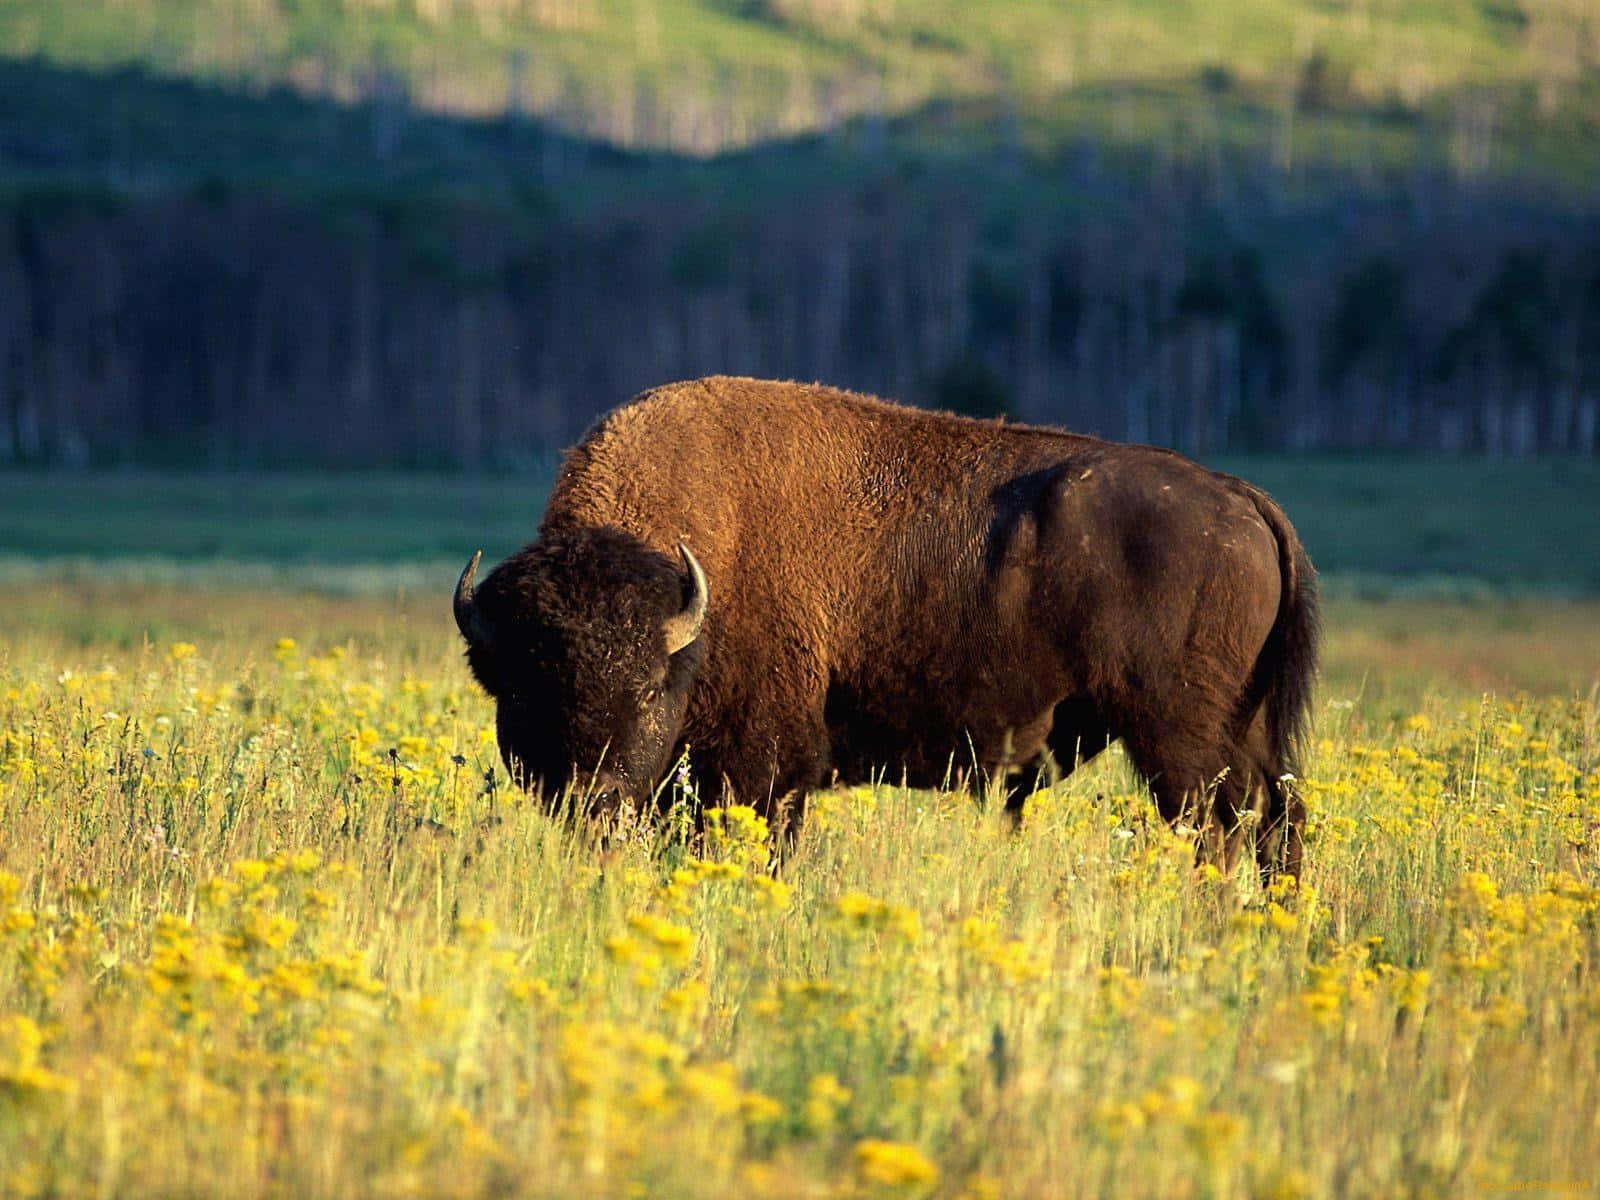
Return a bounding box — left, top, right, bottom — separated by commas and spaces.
453, 376, 1319, 881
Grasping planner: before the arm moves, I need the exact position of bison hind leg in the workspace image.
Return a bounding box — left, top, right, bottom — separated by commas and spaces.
1228, 714, 1305, 886
1003, 699, 1116, 824
1045, 698, 1116, 779
1120, 718, 1293, 882
1254, 773, 1304, 884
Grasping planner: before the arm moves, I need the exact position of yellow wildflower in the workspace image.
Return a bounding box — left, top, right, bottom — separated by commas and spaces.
855, 1139, 939, 1188
678, 1062, 743, 1115
626, 913, 695, 965
806, 1071, 852, 1130
0, 1014, 76, 1097
232, 859, 272, 885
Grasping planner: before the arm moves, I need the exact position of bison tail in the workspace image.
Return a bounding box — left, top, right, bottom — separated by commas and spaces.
1246, 489, 1321, 780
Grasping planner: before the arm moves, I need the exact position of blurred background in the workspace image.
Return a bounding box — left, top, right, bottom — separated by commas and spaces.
0, 0, 1597, 598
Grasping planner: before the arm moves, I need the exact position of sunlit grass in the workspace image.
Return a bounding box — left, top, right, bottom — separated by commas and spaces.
4, 0, 1599, 186
1, 591, 1597, 1196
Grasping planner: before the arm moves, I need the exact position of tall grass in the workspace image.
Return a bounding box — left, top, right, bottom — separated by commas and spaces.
1, 586, 1597, 1195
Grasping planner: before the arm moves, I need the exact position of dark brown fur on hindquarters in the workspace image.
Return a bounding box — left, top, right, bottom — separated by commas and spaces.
452, 376, 1319, 880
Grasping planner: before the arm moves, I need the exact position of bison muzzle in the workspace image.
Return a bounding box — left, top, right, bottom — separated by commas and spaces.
453, 376, 1319, 880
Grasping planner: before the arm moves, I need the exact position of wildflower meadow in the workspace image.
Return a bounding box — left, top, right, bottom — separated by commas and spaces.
1, 585, 1597, 1197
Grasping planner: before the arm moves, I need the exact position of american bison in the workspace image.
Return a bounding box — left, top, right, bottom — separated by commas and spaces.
454, 376, 1318, 879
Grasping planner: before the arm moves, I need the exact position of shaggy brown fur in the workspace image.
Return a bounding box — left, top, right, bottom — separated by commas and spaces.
456, 376, 1319, 879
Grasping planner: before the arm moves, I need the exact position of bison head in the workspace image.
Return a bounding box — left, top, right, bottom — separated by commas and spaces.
453, 527, 708, 816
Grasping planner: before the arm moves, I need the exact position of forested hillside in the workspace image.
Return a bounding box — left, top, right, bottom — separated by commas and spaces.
2, 1, 1597, 465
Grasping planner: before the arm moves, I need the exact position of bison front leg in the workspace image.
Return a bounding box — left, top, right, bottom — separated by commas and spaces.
710, 691, 832, 848
767, 713, 833, 846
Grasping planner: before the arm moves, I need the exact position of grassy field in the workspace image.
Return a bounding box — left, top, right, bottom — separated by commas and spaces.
0, 470, 555, 567
1, 581, 1598, 1196
4, 458, 1598, 590
2, 461, 1598, 1195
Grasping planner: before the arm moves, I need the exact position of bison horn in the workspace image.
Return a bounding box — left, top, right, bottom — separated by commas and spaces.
662, 543, 708, 656
453, 550, 490, 646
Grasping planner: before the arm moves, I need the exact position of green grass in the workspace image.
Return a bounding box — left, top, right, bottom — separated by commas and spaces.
0, 470, 551, 567
1207, 456, 1600, 593
3, 458, 1597, 594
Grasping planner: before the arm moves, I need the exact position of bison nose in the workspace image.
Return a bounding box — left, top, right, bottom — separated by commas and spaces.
576, 770, 630, 820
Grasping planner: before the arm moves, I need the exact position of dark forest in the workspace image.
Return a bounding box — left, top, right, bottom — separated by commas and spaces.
4, 4, 1598, 466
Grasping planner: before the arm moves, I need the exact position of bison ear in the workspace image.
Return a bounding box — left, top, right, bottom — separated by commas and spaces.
453, 550, 492, 647
662, 543, 708, 656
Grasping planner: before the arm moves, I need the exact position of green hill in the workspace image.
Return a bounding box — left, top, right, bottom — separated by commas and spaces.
3, 0, 1598, 178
